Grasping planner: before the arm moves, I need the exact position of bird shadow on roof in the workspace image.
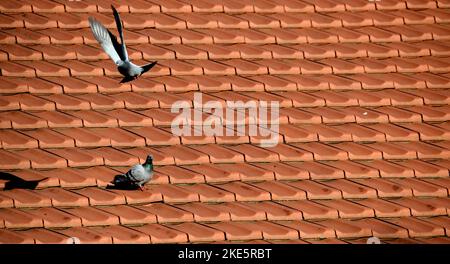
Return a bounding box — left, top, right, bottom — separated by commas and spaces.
0, 172, 48, 190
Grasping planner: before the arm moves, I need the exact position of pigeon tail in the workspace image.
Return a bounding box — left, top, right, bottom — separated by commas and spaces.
111, 174, 139, 190
140, 61, 157, 75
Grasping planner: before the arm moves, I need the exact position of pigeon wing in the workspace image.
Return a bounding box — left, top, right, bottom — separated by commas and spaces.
127, 165, 149, 185
111, 5, 129, 61
88, 17, 122, 65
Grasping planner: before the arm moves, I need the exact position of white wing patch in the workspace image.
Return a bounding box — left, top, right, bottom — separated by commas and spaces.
88, 17, 122, 65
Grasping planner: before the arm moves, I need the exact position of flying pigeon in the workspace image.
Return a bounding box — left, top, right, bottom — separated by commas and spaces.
111, 155, 154, 191
88, 5, 157, 83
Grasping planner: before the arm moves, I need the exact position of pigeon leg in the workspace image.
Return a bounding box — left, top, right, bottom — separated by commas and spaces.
139, 185, 146, 191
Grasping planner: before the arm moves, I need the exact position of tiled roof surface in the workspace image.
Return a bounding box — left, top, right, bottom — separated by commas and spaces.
1, 0, 450, 244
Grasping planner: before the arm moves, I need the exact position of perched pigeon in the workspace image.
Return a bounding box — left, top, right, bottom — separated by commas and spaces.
111, 155, 154, 191
88, 5, 157, 83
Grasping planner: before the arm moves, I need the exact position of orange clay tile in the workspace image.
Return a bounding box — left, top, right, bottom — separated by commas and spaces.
0, 149, 31, 170
366, 142, 417, 160
288, 161, 344, 180
107, 186, 163, 204
292, 142, 348, 161
365, 123, 419, 142
155, 184, 200, 203
56, 226, 113, 244
130, 223, 187, 244
207, 221, 263, 241
217, 163, 274, 181
424, 178, 450, 195
245, 201, 302, 221
175, 202, 230, 222
156, 165, 205, 184
285, 180, 342, 200
252, 162, 309, 181
183, 164, 240, 183
214, 181, 271, 202
421, 216, 450, 235
321, 179, 377, 199
391, 197, 447, 217
317, 199, 375, 218
0, 229, 35, 244
54, 128, 109, 147
395, 159, 449, 178
120, 146, 174, 166
354, 218, 408, 239
277, 220, 335, 239
157, 145, 209, 165
302, 107, 355, 124
0, 129, 38, 149
317, 218, 372, 239
85, 225, 150, 244
179, 183, 235, 203
22, 128, 75, 149
278, 124, 317, 143
386, 217, 445, 237
333, 142, 382, 160
28, 207, 82, 228
61, 207, 119, 227
280, 200, 338, 220
72, 187, 126, 206
99, 205, 157, 225
0, 208, 43, 228
224, 144, 279, 163
135, 203, 194, 224
88, 147, 140, 167
171, 222, 226, 242
13, 148, 67, 169
37, 168, 94, 188
390, 178, 448, 197
190, 144, 244, 163
19, 228, 70, 244
0, 111, 47, 129
400, 141, 450, 159
37, 187, 89, 207
0, 1, 450, 245
355, 198, 411, 218
301, 124, 352, 142
242, 221, 299, 240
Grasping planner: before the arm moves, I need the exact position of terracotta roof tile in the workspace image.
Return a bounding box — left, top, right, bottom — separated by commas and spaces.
19, 228, 69, 244
179, 183, 235, 203
28, 207, 82, 228
171, 222, 226, 242
130, 223, 188, 244
355, 198, 411, 218
0, 229, 35, 244
56, 226, 112, 244
0, 208, 43, 228
386, 217, 445, 237
61, 206, 120, 227
1, 1, 449, 244
280, 200, 339, 220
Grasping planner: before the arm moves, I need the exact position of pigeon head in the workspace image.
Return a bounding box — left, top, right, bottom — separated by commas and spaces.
145, 155, 153, 165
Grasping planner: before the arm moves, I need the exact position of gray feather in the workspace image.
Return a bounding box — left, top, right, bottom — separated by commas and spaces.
127, 164, 153, 186
88, 17, 122, 65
